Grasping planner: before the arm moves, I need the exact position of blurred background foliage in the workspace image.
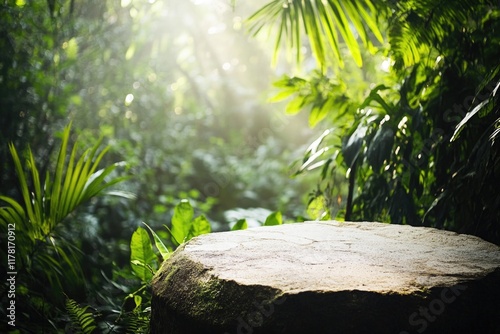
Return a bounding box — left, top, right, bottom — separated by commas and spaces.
1, 0, 316, 228
1, 0, 499, 332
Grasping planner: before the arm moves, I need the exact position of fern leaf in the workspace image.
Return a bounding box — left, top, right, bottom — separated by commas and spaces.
65, 298, 97, 334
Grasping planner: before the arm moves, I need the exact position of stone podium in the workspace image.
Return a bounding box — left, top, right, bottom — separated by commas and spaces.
151, 221, 500, 333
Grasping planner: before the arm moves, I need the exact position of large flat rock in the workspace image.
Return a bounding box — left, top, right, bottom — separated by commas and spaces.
151, 221, 500, 333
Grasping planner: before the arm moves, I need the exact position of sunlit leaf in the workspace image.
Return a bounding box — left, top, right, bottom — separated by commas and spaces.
299, 146, 331, 173
286, 95, 307, 114
328, 0, 362, 67
142, 222, 170, 261
104, 190, 136, 199
309, 105, 329, 127
268, 89, 297, 103
264, 211, 282, 226
8, 143, 37, 229
307, 195, 329, 220
248, 0, 385, 69
231, 219, 248, 231
306, 129, 332, 154
130, 227, 156, 282
170, 199, 194, 245
134, 295, 142, 310
0, 200, 24, 225
187, 215, 211, 240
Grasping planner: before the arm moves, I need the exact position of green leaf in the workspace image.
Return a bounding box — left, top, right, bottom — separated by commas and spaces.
328, 0, 362, 67
267, 89, 297, 103
142, 222, 170, 261
307, 195, 330, 221
8, 143, 38, 230
187, 215, 211, 240
134, 295, 142, 310
231, 219, 248, 231
0, 196, 26, 226
354, 1, 384, 44
130, 227, 156, 282
247, 0, 384, 69
1, 123, 128, 296
309, 105, 329, 127
303, 0, 325, 68
316, 0, 343, 67
360, 85, 392, 111
50, 125, 71, 227
170, 199, 194, 245
27, 149, 43, 229
264, 211, 282, 226
286, 95, 306, 114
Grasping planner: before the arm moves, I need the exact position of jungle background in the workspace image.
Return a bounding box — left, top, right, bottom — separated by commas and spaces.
1, 0, 499, 332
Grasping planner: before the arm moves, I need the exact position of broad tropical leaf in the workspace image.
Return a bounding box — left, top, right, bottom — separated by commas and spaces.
130, 227, 157, 282
170, 199, 194, 245
187, 215, 211, 240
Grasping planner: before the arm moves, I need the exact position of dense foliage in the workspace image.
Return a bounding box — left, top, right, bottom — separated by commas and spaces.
250, 0, 500, 243
1, 0, 499, 332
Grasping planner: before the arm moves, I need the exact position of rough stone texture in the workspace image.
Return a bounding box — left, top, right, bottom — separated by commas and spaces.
151, 221, 500, 334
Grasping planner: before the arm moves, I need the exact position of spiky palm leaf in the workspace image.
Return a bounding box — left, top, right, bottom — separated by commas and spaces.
0, 123, 128, 288
249, 0, 492, 71
247, 0, 385, 69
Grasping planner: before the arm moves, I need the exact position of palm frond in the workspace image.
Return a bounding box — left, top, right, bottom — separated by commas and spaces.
0, 196, 26, 226
8, 143, 40, 232
0, 122, 128, 292
247, 0, 385, 69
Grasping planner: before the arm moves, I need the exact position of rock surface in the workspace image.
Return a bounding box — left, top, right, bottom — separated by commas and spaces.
151, 221, 500, 334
